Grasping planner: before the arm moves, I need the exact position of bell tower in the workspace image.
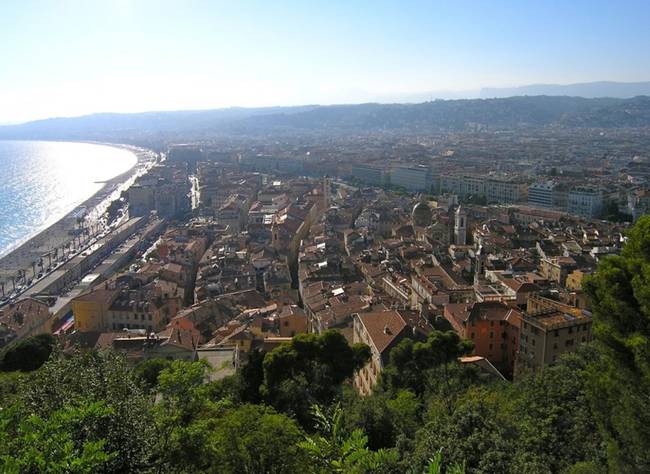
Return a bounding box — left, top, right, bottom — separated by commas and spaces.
454, 205, 467, 246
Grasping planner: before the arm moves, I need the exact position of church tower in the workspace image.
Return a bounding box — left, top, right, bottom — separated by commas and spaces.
474, 245, 483, 286
271, 221, 281, 250
454, 205, 467, 246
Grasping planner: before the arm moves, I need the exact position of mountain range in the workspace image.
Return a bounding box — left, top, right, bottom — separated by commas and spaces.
1, 93, 650, 144
480, 81, 650, 99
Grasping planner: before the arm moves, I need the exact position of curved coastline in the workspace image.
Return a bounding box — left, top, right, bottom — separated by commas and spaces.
0, 141, 150, 282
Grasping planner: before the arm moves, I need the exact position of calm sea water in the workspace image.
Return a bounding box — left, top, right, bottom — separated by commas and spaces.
0, 141, 136, 257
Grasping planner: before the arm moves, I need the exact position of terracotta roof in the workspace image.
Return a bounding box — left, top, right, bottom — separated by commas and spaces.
160, 327, 199, 351
95, 332, 127, 350
163, 262, 184, 275
357, 310, 408, 354
501, 278, 540, 293
445, 301, 512, 325
73, 288, 119, 306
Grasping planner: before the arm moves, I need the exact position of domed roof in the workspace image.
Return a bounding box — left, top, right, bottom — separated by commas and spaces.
412, 201, 432, 227
413, 201, 429, 212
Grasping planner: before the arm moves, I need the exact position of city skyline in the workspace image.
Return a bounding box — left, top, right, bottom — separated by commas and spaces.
1, 0, 650, 123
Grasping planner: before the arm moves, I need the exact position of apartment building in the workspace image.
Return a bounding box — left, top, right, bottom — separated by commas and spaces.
351, 164, 386, 187
389, 165, 432, 191
516, 296, 593, 376
444, 301, 521, 377
438, 174, 525, 203
353, 310, 410, 395
528, 181, 556, 208
567, 187, 603, 219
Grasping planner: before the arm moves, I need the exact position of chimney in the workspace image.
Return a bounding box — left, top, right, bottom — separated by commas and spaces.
383, 325, 391, 335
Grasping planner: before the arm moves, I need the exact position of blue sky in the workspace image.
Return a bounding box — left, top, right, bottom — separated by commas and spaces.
1, 0, 649, 122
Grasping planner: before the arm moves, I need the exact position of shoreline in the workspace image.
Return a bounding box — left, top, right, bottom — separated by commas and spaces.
0, 142, 154, 283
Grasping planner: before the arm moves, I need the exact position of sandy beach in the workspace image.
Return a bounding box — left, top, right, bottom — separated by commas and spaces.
0, 144, 154, 284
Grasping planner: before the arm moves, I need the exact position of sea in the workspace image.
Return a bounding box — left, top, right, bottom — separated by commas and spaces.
0, 140, 137, 257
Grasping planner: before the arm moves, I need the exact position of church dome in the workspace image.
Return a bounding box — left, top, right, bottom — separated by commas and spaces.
412, 202, 433, 227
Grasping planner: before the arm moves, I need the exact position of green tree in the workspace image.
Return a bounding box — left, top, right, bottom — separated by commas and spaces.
152, 359, 309, 473
413, 389, 514, 474
343, 391, 396, 450
509, 348, 606, 472
237, 348, 265, 403
381, 330, 473, 401
207, 404, 308, 474
261, 330, 370, 425
584, 215, 650, 471
133, 357, 172, 392
300, 404, 400, 474
0, 333, 55, 372
343, 388, 421, 451
0, 370, 25, 406
20, 350, 156, 472
152, 359, 217, 472
0, 402, 114, 473
425, 451, 466, 474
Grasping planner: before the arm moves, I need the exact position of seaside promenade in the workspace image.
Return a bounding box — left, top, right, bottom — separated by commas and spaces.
0, 146, 157, 302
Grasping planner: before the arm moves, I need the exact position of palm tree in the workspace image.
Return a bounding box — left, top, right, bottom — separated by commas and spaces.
426, 452, 466, 474
299, 404, 399, 472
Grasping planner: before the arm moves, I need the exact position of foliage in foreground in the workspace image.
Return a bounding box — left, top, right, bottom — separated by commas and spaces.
0, 333, 55, 372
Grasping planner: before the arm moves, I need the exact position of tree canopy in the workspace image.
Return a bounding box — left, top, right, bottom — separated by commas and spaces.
0, 333, 55, 372
584, 215, 650, 471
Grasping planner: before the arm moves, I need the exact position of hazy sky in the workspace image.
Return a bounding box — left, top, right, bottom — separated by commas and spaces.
1, 0, 649, 123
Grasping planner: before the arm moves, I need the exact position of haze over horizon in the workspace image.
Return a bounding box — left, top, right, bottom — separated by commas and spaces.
1, 0, 650, 123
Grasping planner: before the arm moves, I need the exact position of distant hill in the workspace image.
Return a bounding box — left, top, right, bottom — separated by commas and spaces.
1, 95, 650, 143
481, 81, 650, 99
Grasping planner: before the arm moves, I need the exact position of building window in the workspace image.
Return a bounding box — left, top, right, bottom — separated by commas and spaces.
566, 339, 574, 347
489, 332, 494, 338
471, 332, 475, 339
554, 330, 559, 337
489, 343, 493, 350
490, 321, 494, 327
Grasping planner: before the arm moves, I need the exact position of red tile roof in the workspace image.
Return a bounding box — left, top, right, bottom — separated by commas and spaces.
357, 310, 408, 355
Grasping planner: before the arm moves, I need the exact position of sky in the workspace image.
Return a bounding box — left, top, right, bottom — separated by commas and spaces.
1, 0, 649, 123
